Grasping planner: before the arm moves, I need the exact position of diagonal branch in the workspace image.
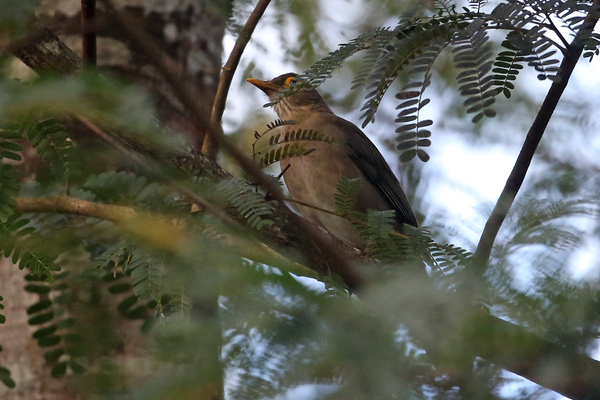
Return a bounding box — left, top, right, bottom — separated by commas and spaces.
15, 196, 316, 279
6, 23, 83, 74
99, 0, 364, 289
471, 0, 600, 277
203, 0, 272, 159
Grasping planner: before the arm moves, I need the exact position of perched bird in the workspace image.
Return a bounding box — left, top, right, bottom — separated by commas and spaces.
247, 73, 417, 248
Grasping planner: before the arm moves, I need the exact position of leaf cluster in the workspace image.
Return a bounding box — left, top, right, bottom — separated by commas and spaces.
252, 120, 337, 169
294, 0, 600, 163
24, 271, 86, 378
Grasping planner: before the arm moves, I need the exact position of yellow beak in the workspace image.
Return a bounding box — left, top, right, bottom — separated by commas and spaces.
246, 78, 278, 92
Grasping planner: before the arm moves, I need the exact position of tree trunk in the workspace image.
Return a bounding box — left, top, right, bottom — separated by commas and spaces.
0, 1, 230, 398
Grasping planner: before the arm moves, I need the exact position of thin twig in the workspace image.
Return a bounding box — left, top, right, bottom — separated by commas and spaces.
471, 0, 600, 277
544, 12, 571, 50
283, 198, 409, 239
81, 0, 97, 66
203, 0, 272, 159
276, 163, 291, 179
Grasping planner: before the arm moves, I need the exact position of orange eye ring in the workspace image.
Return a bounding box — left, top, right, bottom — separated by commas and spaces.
285, 76, 297, 86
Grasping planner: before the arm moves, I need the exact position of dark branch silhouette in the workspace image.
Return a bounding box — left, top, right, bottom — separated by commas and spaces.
472, 0, 600, 277
81, 0, 97, 66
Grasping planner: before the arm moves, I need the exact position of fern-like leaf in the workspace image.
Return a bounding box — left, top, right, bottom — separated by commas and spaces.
359, 17, 459, 127
491, 35, 526, 99
0, 164, 19, 223
217, 178, 274, 230
25, 119, 81, 182
394, 37, 446, 162
468, 0, 487, 13
257, 143, 315, 170
25, 272, 86, 378
430, 243, 472, 274
451, 19, 497, 123
351, 28, 405, 90
366, 210, 397, 240
0, 362, 15, 389
0, 294, 8, 389
83, 171, 179, 211
0, 295, 5, 325
582, 32, 600, 60
334, 177, 362, 215
510, 27, 560, 82
128, 253, 165, 303
361, 210, 402, 260
0, 127, 23, 222
0, 212, 60, 281
253, 122, 337, 169
301, 27, 392, 87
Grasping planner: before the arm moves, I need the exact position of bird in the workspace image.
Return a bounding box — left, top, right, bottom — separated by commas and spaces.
247, 72, 417, 248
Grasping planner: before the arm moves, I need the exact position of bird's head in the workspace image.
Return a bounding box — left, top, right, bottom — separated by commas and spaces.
247, 73, 332, 120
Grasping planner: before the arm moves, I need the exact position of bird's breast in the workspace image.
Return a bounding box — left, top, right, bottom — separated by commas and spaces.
280, 133, 367, 247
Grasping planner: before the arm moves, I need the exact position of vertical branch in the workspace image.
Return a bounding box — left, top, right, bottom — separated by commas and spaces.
81, 0, 97, 67
471, 1, 600, 276
202, 0, 272, 160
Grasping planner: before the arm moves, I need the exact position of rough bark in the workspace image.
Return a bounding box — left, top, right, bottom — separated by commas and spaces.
37, 0, 229, 147
1, 1, 231, 399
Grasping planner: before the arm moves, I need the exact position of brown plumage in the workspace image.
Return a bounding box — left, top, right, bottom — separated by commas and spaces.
247, 72, 417, 248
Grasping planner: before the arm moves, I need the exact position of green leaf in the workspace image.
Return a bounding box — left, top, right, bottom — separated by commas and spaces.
0, 366, 16, 389
68, 359, 86, 374
26, 300, 53, 315
43, 348, 64, 362
28, 311, 54, 325
51, 361, 68, 378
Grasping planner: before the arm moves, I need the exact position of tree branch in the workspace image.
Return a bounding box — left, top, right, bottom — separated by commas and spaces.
203, 0, 272, 160
472, 1, 600, 276
81, 0, 97, 67
7, 23, 83, 74
7, 15, 363, 289
16, 195, 316, 279
17, 195, 135, 221
99, 0, 364, 289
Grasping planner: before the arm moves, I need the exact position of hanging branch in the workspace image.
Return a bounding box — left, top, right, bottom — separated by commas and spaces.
203, 0, 273, 160
471, 0, 600, 277
81, 0, 97, 66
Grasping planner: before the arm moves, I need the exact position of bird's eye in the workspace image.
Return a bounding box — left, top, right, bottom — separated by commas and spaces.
285, 77, 297, 86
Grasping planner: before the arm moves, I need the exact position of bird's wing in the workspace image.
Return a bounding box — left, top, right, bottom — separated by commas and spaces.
333, 117, 418, 227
